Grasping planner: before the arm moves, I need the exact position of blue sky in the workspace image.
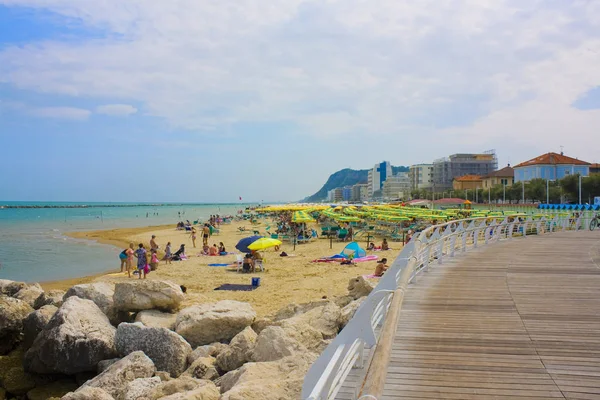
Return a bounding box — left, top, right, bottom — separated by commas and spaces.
1, 1, 600, 202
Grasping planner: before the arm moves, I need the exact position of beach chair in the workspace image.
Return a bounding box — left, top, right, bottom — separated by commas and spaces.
337, 228, 348, 241
235, 254, 244, 273
255, 258, 265, 272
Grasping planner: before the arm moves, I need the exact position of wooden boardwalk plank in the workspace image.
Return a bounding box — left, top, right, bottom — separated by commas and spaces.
379, 231, 600, 400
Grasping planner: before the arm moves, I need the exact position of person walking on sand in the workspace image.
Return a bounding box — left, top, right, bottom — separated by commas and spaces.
190, 227, 197, 248
125, 243, 135, 278
202, 224, 210, 246
150, 235, 159, 251
134, 243, 148, 279
164, 241, 172, 264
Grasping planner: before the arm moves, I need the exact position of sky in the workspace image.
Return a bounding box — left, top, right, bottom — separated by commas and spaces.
1, 0, 600, 203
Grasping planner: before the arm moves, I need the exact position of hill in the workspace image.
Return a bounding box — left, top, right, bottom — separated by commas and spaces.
303, 165, 409, 202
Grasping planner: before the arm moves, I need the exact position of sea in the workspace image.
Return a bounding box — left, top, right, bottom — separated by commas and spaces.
0, 202, 247, 283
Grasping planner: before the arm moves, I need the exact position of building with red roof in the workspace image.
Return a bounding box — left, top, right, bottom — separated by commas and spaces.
513, 152, 590, 182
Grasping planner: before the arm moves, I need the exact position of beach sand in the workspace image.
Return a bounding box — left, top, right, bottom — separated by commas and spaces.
48, 221, 402, 317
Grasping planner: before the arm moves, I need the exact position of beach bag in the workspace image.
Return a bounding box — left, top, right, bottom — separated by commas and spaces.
144, 264, 150, 274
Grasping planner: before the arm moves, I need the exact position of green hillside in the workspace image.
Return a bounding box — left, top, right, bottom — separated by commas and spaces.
303, 165, 409, 202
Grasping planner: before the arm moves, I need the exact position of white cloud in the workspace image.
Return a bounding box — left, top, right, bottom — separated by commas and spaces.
1, 0, 600, 162
29, 106, 91, 120
96, 104, 137, 116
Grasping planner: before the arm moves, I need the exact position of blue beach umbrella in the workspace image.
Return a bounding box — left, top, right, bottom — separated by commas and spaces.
235, 235, 263, 253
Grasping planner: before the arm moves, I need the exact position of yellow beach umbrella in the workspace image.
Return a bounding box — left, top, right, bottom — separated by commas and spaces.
247, 237, 282, 251
292, 211, 316, 223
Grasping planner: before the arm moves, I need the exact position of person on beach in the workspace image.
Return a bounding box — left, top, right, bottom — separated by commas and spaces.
381, 238, 389, 251
201, 244, 210, 255
374, 258, 389, 277
190, 227, 197, 248
134, 243, 148, 279
119, 249, 128, 272
150, 249, 159, 271
218, 242, 226, 255
126, 243, 135, 278
164, 242, 172, 264
209, 244, 218, 256
150, 235, 159, 251
202, 224, 210, 246
367, 242, 375, 251
242, 253, 254, 273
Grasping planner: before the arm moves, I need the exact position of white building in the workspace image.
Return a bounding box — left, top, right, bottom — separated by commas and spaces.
367, 161, 392, 198
382, 173, 411, 200
409, 164, 434, 191
351, 184, 368, 202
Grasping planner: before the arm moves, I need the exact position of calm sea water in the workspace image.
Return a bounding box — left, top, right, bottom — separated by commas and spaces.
0, 202, 247, 283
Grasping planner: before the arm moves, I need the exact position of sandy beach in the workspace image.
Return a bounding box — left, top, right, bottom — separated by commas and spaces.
49, 220, 402, 317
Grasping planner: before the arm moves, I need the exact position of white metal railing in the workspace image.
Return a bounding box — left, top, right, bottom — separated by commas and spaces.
302, 213, 581, 400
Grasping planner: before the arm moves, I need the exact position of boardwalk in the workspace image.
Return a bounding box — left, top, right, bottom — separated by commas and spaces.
379, 231, 600, 400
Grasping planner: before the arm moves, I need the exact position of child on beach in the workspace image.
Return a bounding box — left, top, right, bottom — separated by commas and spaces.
164, 242, 172, 264
374, 258, 388, 277
150, 249, 159, 271
134, 243, 148, 279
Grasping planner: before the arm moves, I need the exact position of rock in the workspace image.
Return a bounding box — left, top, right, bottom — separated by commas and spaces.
134, 310, 177, 330
116, 322, 191, 377
62, 387, 114, 400
250, 326, 307, 362
97, 358, 120, 374
23, 304, 58, 349
333, 295, 354, 308
183, 357, 219, 380
13, 283, 44, 308
340, 297, 366, 328
155, 371, 171, 381
34, 289, 65, 309
146, 376, 216, 399
159, 384, 220, 400
272, 300, 329, 321
0, 279, 27, 296
0, 366, 36, 395
250, 317, 272, 334
283, 301, 342, 339
26, 380, 79, 400
278, 320, 328, 354
348, 276, 374, 299
187, 342, 228, 365
220, 353, 317, 400
123, 376, 161, 400
0, 295, 34, 354
113, 280, 184, 312
175, 301, 256, 347
215, 327, 257, 372
63, 283, 118, 324
76, 351, 155, 399
24, 296, 117, 374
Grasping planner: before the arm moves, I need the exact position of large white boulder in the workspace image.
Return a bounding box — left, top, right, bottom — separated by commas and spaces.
76, 351, 155, 399
0, 295, 34, 354
116, 322, 191, 377
220, 353, 317, 400
280, 301, 342, 339
24, 296, 117, 374
146, 376, 218, 400
250, 326, 307, 363
62, 387, 114, 400
113, 280, 185, 312
34, 289, 65, 309
340, 297, 366, 328
0, 279, 28, 296
63, 283, 118, 323
123, 377, 162, 400
215, 327, 257, 373
134, 310, 177, 330
14, 284, 44, 308
22, 304, 57, 349
175, 301, 256, 347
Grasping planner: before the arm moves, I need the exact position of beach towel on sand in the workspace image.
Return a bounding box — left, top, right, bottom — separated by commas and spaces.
214, 284, 258, 291
208, 263, 230, 267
